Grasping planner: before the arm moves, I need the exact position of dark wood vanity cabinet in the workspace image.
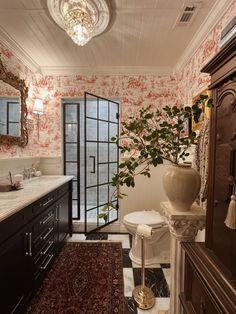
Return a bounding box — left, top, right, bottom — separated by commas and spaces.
0, 180, 72, 313
181, 38, 236, 313
0, 226, 30, 314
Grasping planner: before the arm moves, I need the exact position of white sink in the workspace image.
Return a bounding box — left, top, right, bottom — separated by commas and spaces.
24, 176, 62, 185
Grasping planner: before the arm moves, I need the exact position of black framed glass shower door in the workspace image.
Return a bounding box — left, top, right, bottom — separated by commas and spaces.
84, 92, 119, 233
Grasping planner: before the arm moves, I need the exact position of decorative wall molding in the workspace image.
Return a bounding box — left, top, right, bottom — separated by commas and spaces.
174, 0, 235, 74
40, 65, 173, 76
0, 26, 41, 74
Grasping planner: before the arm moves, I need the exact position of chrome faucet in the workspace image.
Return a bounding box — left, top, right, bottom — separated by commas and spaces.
23, 168, 30, 180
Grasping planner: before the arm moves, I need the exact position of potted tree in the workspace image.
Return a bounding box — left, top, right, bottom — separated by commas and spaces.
99, 95, 212, 220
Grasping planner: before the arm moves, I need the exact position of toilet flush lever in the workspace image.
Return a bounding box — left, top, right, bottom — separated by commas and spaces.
89, 156, 96, 173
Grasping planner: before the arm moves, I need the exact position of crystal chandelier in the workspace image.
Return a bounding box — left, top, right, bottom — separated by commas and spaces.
47, 0, 110, 46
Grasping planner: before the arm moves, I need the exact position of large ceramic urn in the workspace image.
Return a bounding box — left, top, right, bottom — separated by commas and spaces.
162, 164, 201, 212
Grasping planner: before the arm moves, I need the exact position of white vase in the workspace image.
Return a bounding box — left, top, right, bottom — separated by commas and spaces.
162, 164, 201, 212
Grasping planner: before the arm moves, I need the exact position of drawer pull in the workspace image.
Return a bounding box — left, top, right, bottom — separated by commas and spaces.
40, 213, 54, 225
25, 232, 32, 256
41, 240, 54, 256
40, 227, 54, 240
40, 254, 54, 270
40, 198, 54, 208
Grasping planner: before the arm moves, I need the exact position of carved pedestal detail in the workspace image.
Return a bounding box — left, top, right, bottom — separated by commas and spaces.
160, 202, 206, 314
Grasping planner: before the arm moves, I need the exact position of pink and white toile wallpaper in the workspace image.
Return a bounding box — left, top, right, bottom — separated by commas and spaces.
0, 0, 235, 158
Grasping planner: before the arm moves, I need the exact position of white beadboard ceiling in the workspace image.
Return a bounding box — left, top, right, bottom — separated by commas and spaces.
0, 0, 232, 75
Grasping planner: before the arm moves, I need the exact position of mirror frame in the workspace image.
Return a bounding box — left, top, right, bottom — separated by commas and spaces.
0, 58, 28, 147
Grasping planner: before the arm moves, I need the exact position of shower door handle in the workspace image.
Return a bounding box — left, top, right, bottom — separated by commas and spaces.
89, 156, 96, 173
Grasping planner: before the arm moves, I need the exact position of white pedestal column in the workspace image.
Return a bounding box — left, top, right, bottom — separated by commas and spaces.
160, 202, 206, 314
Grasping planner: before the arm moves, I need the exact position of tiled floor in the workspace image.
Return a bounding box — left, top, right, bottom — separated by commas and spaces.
68, 233, 170, 314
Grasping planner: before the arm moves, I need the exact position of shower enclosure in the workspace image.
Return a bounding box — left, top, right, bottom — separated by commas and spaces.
63, 93, 119, 233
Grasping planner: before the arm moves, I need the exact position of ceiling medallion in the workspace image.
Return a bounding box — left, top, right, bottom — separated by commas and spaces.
47, 0, 110, 46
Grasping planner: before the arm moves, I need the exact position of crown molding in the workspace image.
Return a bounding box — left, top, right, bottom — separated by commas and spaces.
0, 26, 41, 74
40, 65, 173, 76
174, 0, 235, 74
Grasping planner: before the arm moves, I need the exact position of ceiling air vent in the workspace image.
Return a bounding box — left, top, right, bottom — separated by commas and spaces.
180, 6, 196, 22
174, 2, 201, 27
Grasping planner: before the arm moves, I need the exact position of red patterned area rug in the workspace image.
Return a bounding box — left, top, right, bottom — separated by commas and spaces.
26, 242, 124, 314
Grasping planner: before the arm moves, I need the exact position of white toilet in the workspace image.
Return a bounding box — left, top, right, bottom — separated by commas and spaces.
123, 210, 170, 265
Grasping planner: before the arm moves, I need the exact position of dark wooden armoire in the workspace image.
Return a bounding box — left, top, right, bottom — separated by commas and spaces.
180, 37, 236, 313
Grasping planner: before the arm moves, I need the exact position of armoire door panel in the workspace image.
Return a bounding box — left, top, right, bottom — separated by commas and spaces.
211, 82, 236, 277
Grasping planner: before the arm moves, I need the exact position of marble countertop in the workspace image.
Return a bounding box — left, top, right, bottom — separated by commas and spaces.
0, 175, 73, 222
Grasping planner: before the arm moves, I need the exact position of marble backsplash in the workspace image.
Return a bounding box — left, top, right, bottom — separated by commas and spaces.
0, 156, 62, 181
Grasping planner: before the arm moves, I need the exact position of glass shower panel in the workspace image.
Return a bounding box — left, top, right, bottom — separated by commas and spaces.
109, 123, 118, 140
86, 118, 97, 141
99, 121, 108, 141
99, 99, 108, 120
98, 206, 108, 227
65, 124, 77, 142
99, 164, 109, 185
86, 208, 98, 224
65, 162, 77, 180
109, 102, 119, 122
65, 105, 77, 123
109, 163, 118, 181
86, 98, 97, 119
86, 186, 98, 210
109, 143, 118, 162
108, 205, 117, 221
86, 142, 98, 187
109, 185, 117, 201
84, 92, 119, 233
72, 181, 77, 199
99, 143, 109, 163
63, 102, 79, 220
65, 143, 77, 161
99, 184, 109, 206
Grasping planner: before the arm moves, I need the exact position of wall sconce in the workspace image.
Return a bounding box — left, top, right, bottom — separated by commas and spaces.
33, 99, 44, 140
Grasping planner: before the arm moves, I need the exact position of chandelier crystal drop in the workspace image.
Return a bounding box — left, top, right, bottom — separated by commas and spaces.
62, 0, 98, 46
47, 0, 110, 47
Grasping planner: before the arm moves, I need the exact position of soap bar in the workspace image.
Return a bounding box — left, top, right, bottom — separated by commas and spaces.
35, 171, 42, 177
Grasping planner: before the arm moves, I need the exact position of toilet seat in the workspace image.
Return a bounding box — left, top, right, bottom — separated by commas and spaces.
124, 210, 165, 228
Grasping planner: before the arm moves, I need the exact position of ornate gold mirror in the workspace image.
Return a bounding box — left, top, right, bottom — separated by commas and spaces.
0, 58, 28, 147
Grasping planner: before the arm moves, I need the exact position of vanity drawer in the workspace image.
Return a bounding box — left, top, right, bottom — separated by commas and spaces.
33, 220, 55, 252
32, 190, 57, 215
33, 237, 55, 281
32, 206, 56, 238
0, 205, 31, 244
34, 233, 55, 267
